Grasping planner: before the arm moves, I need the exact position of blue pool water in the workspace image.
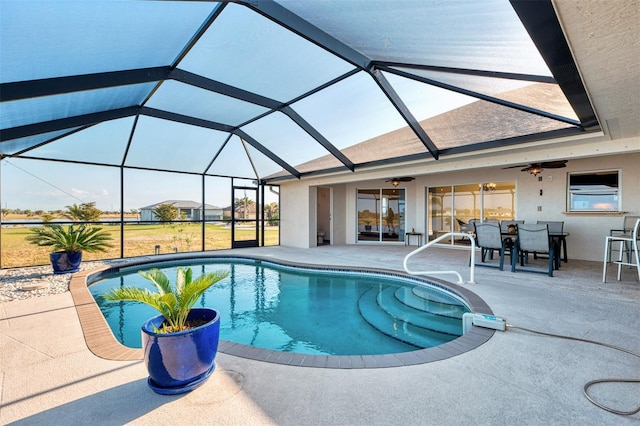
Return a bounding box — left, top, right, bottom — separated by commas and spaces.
89, 258, 471, 356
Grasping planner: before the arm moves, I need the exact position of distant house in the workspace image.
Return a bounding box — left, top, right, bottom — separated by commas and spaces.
222, 202, 258, 220
140, 200, 223, 222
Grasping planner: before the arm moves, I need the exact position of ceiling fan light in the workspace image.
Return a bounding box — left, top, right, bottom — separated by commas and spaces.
480, 182, 497, 191
529, 167, 543, 176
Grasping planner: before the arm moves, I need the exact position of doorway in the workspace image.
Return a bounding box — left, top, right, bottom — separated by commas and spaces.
316, 187, 332, 245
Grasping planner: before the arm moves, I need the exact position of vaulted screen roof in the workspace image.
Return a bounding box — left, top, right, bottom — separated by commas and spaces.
0, 0, 598, 182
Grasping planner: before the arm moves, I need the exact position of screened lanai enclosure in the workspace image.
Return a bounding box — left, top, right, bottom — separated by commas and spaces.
0, 0, 599, 268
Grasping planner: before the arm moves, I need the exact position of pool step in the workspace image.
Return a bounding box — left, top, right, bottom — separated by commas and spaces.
397, 287, 468, 319
411, 285, 466, 306
358, 287, 457, 349
380, 287, 463, 335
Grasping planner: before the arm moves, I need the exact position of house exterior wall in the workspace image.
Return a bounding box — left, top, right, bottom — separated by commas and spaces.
281, 183, 312, 247
280, 150, 640, 262
139, 207, 222, 222
309, 187, 318, 246
204, 209, 223, 221
332, 184, 347, 245
140, 209, 155, 222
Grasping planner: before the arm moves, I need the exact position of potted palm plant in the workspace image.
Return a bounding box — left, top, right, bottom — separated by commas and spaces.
26, 224, 113, 274
104, 267, 229, 395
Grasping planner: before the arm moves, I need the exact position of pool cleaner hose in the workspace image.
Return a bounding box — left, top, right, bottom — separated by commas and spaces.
505, 324, 640, 416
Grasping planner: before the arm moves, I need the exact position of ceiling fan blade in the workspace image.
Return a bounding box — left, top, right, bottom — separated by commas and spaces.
385, 177, 414, 182
539, 160, 568, 168
503, 160, 567, 171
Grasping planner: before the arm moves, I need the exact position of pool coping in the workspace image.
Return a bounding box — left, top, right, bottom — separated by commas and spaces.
70, 253, 496, 368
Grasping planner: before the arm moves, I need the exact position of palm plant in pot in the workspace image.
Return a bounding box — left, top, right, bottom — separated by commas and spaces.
26, 224, 113, 274
104, 266, 229, 395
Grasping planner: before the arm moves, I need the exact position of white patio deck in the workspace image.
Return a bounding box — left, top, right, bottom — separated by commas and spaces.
1, 244, 638, 425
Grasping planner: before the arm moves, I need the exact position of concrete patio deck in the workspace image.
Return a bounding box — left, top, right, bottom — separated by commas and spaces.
1, 244, 639, 425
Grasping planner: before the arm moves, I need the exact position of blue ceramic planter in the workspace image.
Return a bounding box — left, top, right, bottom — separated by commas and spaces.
141, 308, 221, 395
50, 251, 82, 274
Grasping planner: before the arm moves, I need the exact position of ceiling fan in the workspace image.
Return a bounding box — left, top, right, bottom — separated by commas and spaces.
385, 177, 415, 187
502, 160, 568, 176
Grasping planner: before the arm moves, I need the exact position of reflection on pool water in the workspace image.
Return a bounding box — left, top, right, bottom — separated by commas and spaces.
89, 258, 472, 356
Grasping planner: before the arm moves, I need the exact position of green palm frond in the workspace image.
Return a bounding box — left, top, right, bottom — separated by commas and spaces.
104, 267, 229, 332
175, 267, 190, 296
26, 224, 113, 253
138, 269, 173, 295
178, 270, 230, 311
103, 287, 165, 313
73, 225, 113, 253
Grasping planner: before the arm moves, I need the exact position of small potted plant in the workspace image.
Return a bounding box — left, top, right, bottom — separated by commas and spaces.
26, 224, 113, 274
104, 267, 229, 395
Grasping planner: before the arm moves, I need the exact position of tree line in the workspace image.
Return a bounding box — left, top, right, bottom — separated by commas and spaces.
3, 200, 279, 225
1, 203, 139, 221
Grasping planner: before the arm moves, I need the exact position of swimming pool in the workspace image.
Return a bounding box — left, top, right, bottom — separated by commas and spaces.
87, 256, 493, 365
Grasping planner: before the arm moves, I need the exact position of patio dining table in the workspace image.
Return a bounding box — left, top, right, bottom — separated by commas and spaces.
550, 232, 569, 263
501, 231, 569, 269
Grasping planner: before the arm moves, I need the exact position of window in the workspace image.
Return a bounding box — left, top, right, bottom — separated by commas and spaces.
568, 170, 620, 212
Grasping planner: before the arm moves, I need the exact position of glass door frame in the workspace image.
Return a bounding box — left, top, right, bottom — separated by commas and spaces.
357, 188, 406, 243
232, 185, 259, 248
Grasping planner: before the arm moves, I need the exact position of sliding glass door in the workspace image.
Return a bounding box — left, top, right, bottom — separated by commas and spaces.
357, 188, 405, 243
428, 186, 453, 244
427, 182, 515, 245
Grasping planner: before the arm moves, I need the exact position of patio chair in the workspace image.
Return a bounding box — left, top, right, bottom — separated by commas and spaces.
536, 220, 564, 234
456, 218, 477, 243
535, 221, 566, 264
472, 222, 513, 270
603, 218, 640, 282
456, 218, 471, 233
514, 224, 555, 277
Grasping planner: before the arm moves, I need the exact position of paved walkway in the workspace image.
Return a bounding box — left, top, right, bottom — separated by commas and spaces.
1, 245, 639, 425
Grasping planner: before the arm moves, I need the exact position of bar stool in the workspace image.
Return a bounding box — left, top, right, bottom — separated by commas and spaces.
607, 215, 640, 263
603, 218, 640, 282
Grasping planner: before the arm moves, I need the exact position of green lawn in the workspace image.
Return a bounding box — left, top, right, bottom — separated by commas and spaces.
1, 223, 279, 268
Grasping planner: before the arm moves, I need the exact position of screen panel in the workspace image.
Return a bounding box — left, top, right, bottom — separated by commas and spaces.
179, 2, 355, 102
0, 1, 218, 82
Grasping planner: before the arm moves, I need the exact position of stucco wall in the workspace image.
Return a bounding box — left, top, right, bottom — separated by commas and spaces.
332, 184, 347, 245
280, 151, 639, 261
280, 183, 312, 247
